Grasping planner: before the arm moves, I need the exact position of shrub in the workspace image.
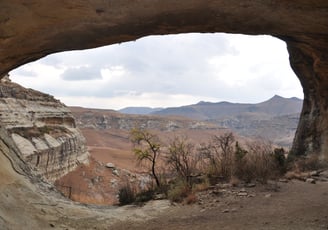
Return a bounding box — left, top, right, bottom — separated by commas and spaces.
166, 136, 199, 188
198, 132, 235, 181
234, 156, 254, 183
167, 180, 197, 204
167, 180, 191, 203
118, 183, 136, 205
243, 141, 279, 183
184, 193, 198, 204
135, 188, 155, 203
273, 148, 287, 174
235, 141, 247, 161
290, 154, 326, 172
192, 178, 210, 192
233, 142, 249, 182
233, 140, 282, 184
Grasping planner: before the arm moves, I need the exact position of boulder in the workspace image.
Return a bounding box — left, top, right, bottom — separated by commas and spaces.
306, 178, 316, 184
105, 163, 115, 169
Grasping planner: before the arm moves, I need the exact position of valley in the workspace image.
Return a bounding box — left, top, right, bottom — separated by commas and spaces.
54, 96, 302, 205
0, 79, 326, 230
121, 95, 302, 148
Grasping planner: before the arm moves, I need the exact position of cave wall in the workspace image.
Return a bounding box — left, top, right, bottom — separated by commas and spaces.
1, 1, 328, 160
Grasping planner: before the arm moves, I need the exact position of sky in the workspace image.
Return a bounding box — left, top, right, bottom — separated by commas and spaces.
10, 33, 303, 110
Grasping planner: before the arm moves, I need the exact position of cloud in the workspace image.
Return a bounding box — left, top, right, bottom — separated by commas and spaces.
61, 66, 102, 81
10, 33, 303, 110
12, 68, 37, 78
58, 92, 219, 110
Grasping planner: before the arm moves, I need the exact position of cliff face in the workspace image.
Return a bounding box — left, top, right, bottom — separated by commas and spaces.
0, 77, 89, 182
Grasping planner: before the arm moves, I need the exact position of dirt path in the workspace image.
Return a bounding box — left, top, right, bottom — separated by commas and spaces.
110, 180, 328, 230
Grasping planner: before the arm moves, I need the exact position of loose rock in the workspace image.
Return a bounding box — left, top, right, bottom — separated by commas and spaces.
265, 194, 272, 198
112, 169, 120, 176
306, 178, 316, 184
106, 163, 115, 169
237, 192, 248, 197
245, 183, 256, 188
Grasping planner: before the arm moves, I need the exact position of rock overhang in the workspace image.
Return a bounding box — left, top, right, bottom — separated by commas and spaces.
1, 0, 328, 159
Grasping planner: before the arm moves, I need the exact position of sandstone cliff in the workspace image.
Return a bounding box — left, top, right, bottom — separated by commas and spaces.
0, 76, 89, 182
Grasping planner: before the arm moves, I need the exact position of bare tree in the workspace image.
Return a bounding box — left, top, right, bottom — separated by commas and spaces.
166, 136, 197, 187
130, 128, 161, 187
199, 132, 235, 180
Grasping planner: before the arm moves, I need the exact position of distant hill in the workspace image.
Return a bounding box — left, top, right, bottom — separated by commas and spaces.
119, 107, 163, 115
118, 95, 303, 147
70, 106, 225, 132
69, 106, 233, 153
151, 95, 303, 120
151, 95, 303, 147
73, 95, 303, 148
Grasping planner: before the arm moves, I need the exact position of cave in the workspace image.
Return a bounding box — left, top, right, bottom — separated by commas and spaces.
0, 1, 328, 229
1, 1, 328, 161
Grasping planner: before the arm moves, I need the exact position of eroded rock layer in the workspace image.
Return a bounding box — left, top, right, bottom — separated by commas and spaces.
0, 76, 89, 181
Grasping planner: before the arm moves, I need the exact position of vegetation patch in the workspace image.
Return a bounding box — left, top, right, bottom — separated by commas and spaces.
123, 128, 292, 206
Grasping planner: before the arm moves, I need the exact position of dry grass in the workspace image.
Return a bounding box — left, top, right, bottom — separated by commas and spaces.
184, 193, 198, 204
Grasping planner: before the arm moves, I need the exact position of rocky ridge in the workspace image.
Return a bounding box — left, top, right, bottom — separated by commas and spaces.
0, 76, 89, 182
121, 95, 303, 147
71, 106, 227, 132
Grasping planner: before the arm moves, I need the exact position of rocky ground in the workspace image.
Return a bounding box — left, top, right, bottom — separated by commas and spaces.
52, 167, 328, 230
109, 177, 328, 230
2, 143, 327, 230
55, 156, 151, 205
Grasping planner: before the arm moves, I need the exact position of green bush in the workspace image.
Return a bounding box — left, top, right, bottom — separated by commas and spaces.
273, 148, 287, 174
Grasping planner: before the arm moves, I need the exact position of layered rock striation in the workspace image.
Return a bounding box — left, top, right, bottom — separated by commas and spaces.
0, 76, 89, 182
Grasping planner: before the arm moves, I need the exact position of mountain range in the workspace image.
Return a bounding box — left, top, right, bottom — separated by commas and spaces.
120, 95, 302, 119
119, 95, 303, 147
118, 107, 163, 115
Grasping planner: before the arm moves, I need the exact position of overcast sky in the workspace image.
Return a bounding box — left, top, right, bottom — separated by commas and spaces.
10, 33, 303, 110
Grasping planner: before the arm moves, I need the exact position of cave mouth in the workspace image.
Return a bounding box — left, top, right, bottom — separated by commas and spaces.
9, 33, 304, 158
0, 0, 326, 166
11, 33, 302, 110
1, 2, 328, 228
6, 33, 304, 205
